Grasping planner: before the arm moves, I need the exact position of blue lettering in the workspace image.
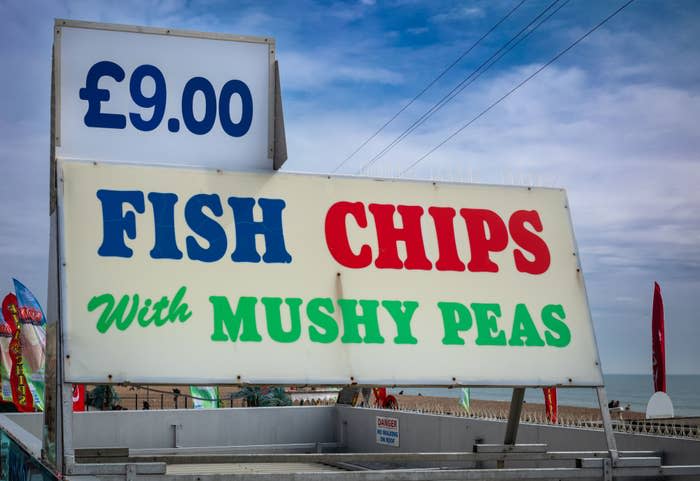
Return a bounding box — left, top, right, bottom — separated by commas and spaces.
219, 80, 253, 137
186, 194, 227, 262
80, 61, 127, 129
97, 190, 145, 258
228, 197, 292, 264
129, 64, 167, 132
148, 192, 182, 259
96, 190, 294, 264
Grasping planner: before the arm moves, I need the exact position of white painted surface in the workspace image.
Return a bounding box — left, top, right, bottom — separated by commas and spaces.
646, 391, 674, 419
58, 160, 603, 386
376, 416, 400, 447
57, 23, 271, 171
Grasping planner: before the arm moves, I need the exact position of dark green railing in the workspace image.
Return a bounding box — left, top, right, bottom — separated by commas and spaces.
0, 430, 56, 481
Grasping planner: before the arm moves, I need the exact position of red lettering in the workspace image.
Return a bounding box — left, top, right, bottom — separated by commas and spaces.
378, 418, 397, 428
428, 207, 465, 271
324, 201, 551, 276
18, 306, 42, 324
460, 208, 509, 272
324, 201, 372, 268
368, 204, 431, 270
509, 210, 550, 274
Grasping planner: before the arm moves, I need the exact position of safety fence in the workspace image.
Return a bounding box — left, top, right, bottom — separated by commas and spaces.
388, 402, 700, 440
93, 392, 700, 440
96, 394, 337, 411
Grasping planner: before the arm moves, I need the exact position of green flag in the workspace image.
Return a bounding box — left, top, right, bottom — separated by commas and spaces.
459, 388, 471, 413
190, 386, 219, 409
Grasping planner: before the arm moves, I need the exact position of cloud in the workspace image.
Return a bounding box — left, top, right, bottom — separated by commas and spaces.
280, 51, 403, 90
431, 6, 485, 23
407, 26, 429, 35
279, 49, 700, 372
0, 0, 698, 375
324, 1, 375, 22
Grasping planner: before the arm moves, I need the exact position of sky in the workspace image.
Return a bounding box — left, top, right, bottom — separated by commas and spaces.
0, 0, 698, 375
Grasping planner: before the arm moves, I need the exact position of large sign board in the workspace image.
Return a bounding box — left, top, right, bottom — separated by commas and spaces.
54, 20, 275, 171
58, 159, 603, 386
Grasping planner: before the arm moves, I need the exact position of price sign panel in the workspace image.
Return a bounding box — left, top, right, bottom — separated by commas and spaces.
54, 20, 275, 171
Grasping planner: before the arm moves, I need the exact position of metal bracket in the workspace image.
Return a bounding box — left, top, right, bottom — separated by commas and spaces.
504, 387, 525, 445
602, 457, 612, 481
272, 60, 287, 170
171, 423, 182, 448
126, 463, 137, 481
498, 387, 525, 468
596, 386, 619, 466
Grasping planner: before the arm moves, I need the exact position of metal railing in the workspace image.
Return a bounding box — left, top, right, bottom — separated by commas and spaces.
383, 402, 700, 440
92, 392, 700, 440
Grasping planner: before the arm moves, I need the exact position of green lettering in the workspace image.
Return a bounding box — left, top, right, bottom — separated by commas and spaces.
87, 293, 138, 333
88, 294, 113, 333
509, 304, 545, 346
542, 304, 571, 347
437, 302, 472, 345
209, 296, 262, 342
307, 298, 338, 343
381, 300, 419, 344
89, 287, 190, 333
150, 297, 170, 326
263, 297, 302, 343
137, 299, 153, 327
472, 303, 506, 345
168, 286, 192, 323
339, 299, 384, 344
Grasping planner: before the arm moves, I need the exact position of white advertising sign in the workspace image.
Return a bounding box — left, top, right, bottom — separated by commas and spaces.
376, 417, 399, 447
55, 20, 274, 171
58, 159, 603, 386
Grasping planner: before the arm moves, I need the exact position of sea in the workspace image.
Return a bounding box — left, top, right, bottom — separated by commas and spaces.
390, 374, 700, 418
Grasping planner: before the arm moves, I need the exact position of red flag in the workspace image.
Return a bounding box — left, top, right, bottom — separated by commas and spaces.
72, 384, 86, 411
372, 387, 387, 406
543, 387, 557, 423
2, 294, 35, 412
652, 282, 666, 393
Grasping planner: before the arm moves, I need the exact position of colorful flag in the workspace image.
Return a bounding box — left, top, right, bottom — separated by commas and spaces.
459, 388, 471, 413
12, 279, 46, 411
543, 387, 557, 423
652, 282, 666, 393
72, 384, 86, 412
190, 386, 219, 409
2, 294, 34, 411
372, 387, 387, 406
0, 303, 14, 401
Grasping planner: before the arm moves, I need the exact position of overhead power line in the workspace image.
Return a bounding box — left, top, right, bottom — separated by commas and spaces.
330, 0, 527, 174
358, 0, 567, 174
399, 0, 637, 177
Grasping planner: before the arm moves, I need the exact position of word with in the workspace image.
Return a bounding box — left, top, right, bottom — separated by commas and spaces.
87, 286, 192, 333
96, 190, 292, 264
80, 61, 253, 137
325, 202, 550, 274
